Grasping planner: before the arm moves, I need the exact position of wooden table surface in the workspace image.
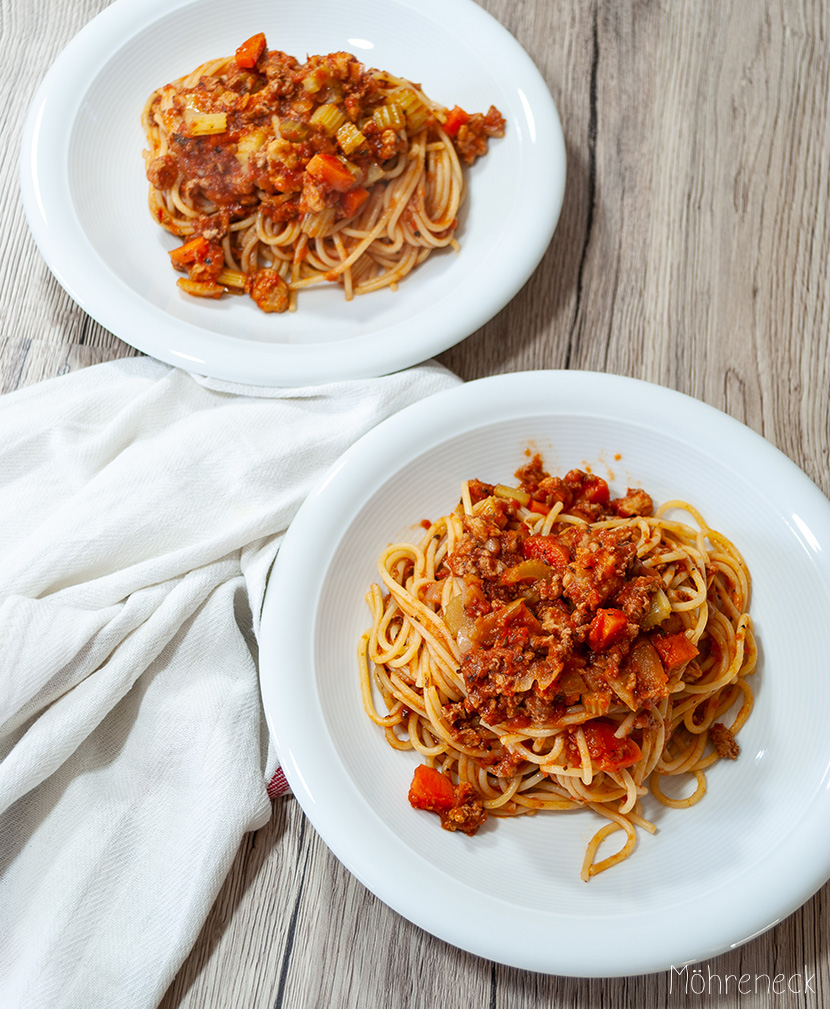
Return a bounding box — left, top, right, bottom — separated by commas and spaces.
5, 1, 829, 1006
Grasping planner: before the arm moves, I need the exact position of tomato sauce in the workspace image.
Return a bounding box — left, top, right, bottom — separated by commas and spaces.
441, 456, 697, 758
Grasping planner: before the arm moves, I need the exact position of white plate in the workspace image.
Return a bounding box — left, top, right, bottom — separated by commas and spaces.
260, 371, 830, 976
19, 0, 564, 386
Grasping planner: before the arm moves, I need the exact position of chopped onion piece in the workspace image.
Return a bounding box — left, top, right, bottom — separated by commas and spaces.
642, 587, 672, 629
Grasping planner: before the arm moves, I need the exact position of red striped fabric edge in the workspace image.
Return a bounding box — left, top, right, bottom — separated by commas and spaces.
267, 766, 291, 799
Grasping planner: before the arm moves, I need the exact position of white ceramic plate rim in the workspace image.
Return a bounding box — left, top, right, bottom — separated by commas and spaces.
19, 0, 565, 386
260, 371, 830, 976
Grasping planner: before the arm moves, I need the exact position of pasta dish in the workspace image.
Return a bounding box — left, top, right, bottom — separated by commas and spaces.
142, 33, 505, 312
359, 455, 756, 880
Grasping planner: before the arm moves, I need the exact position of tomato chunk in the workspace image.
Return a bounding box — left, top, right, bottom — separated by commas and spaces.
443, 105, 470, 138
582, 474, 611, 505
522, 534, 570, 570
471, 598, 541, 649
570, 719, 642, 773
588, 608, 629, 651
652, 632, 699, 672
408, 765, 456, 813
236, 32, 266, 69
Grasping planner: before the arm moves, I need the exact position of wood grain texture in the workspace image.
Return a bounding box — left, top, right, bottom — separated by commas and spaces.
3, 0, 829, 1007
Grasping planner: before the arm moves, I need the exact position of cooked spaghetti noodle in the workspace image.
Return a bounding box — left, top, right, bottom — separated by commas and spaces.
359, 456, 756, 880
141, 33, 504, 312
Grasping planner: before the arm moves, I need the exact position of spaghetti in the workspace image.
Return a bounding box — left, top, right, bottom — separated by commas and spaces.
359, 455, 756, 880
141, 33, 505, 312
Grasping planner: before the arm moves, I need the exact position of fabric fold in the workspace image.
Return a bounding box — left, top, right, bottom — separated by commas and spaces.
0, 355, 460, 1009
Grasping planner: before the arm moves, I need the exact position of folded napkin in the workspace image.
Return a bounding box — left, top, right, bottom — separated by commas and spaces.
0, 355, 460, 1009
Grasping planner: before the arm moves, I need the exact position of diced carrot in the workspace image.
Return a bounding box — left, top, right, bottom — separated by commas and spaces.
443, 105, 470, 138
236, 32, 266, 70
305, 152, 355, 192
528, 499, 551, 515
652, 632, 699, 672
340, 185, 369, 217
408, 764, 456, 813
522, 534, 570, 570
588, 608, 629, 651
169, 235, 210, 267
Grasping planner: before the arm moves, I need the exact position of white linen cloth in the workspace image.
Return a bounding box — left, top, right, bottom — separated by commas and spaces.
0, 355, 460, 1009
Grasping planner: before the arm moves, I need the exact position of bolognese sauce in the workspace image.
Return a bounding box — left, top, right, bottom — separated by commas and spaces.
142, 35, 505, 311
360, 454, 756, 878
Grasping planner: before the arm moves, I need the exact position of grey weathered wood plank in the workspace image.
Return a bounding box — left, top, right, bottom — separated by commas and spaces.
3, 0, 829, 1007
